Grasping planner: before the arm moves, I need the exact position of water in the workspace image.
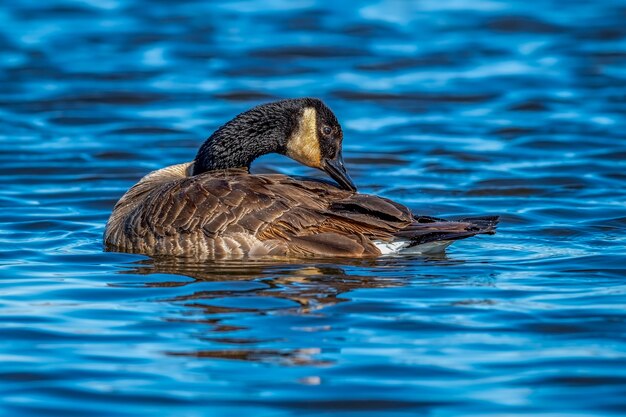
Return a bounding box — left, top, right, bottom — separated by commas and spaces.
2, 0, 626, 415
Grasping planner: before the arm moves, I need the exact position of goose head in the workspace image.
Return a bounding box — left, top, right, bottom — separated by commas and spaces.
284, 98, 356, 191
192, 98, 357, 192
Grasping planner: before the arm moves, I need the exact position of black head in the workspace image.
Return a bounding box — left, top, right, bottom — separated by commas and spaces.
285, 98, 356, 191
193, 98, 356, 192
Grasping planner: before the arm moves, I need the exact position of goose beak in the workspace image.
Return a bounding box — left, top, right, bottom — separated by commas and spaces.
322, 152, 357, 192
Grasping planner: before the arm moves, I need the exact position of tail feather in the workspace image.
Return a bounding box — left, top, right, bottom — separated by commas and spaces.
395, 215, 499, 248
459, 215, 499, 234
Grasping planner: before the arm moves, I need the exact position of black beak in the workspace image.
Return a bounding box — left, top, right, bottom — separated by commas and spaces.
322, 152, 357, 192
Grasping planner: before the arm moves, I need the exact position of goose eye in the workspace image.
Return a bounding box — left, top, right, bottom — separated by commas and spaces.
322, 126, 332, 136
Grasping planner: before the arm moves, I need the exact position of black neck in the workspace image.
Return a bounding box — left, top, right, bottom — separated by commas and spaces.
192, 101, 301, 175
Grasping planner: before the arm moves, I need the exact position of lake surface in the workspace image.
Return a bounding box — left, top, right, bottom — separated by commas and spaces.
2, 0, 626, 415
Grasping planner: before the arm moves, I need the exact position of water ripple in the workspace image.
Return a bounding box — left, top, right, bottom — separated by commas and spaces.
2, 0, 626, 416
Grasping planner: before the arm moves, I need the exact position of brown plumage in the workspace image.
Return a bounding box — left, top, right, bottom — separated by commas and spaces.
104, 98, 498, 259
104, 162, 497, 258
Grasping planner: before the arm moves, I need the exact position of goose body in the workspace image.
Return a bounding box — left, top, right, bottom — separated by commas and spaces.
104, 98, 498, 259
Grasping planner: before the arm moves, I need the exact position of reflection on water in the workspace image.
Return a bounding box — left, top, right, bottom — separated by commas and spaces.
2, 0, 626, 415
128, 258, 407, 309
117, 254, 496, 372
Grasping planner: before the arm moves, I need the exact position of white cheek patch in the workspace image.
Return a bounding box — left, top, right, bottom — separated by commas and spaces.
287, 107, 321, 168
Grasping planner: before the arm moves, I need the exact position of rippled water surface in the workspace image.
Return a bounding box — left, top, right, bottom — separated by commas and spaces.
2, 1, 626, 415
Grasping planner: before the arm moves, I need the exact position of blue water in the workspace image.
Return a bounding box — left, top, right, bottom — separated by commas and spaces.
2, 0, 626, 415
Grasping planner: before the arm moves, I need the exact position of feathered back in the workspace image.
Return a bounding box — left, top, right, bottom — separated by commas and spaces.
105, 163, 497, 259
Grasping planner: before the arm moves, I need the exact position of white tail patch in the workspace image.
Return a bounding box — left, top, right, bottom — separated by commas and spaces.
374, 240, 454, 255
374, 241, 408, 255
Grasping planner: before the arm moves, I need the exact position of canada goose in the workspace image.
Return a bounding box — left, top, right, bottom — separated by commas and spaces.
104, 98, 498, 258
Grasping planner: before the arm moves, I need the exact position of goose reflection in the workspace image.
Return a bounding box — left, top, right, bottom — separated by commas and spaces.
120, 256, 416, 311
115, 255, 452, 365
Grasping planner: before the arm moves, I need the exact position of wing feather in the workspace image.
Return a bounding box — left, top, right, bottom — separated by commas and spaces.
104, 164, 498, 258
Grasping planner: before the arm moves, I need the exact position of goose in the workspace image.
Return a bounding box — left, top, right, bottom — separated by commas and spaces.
104, 98, 498, 259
